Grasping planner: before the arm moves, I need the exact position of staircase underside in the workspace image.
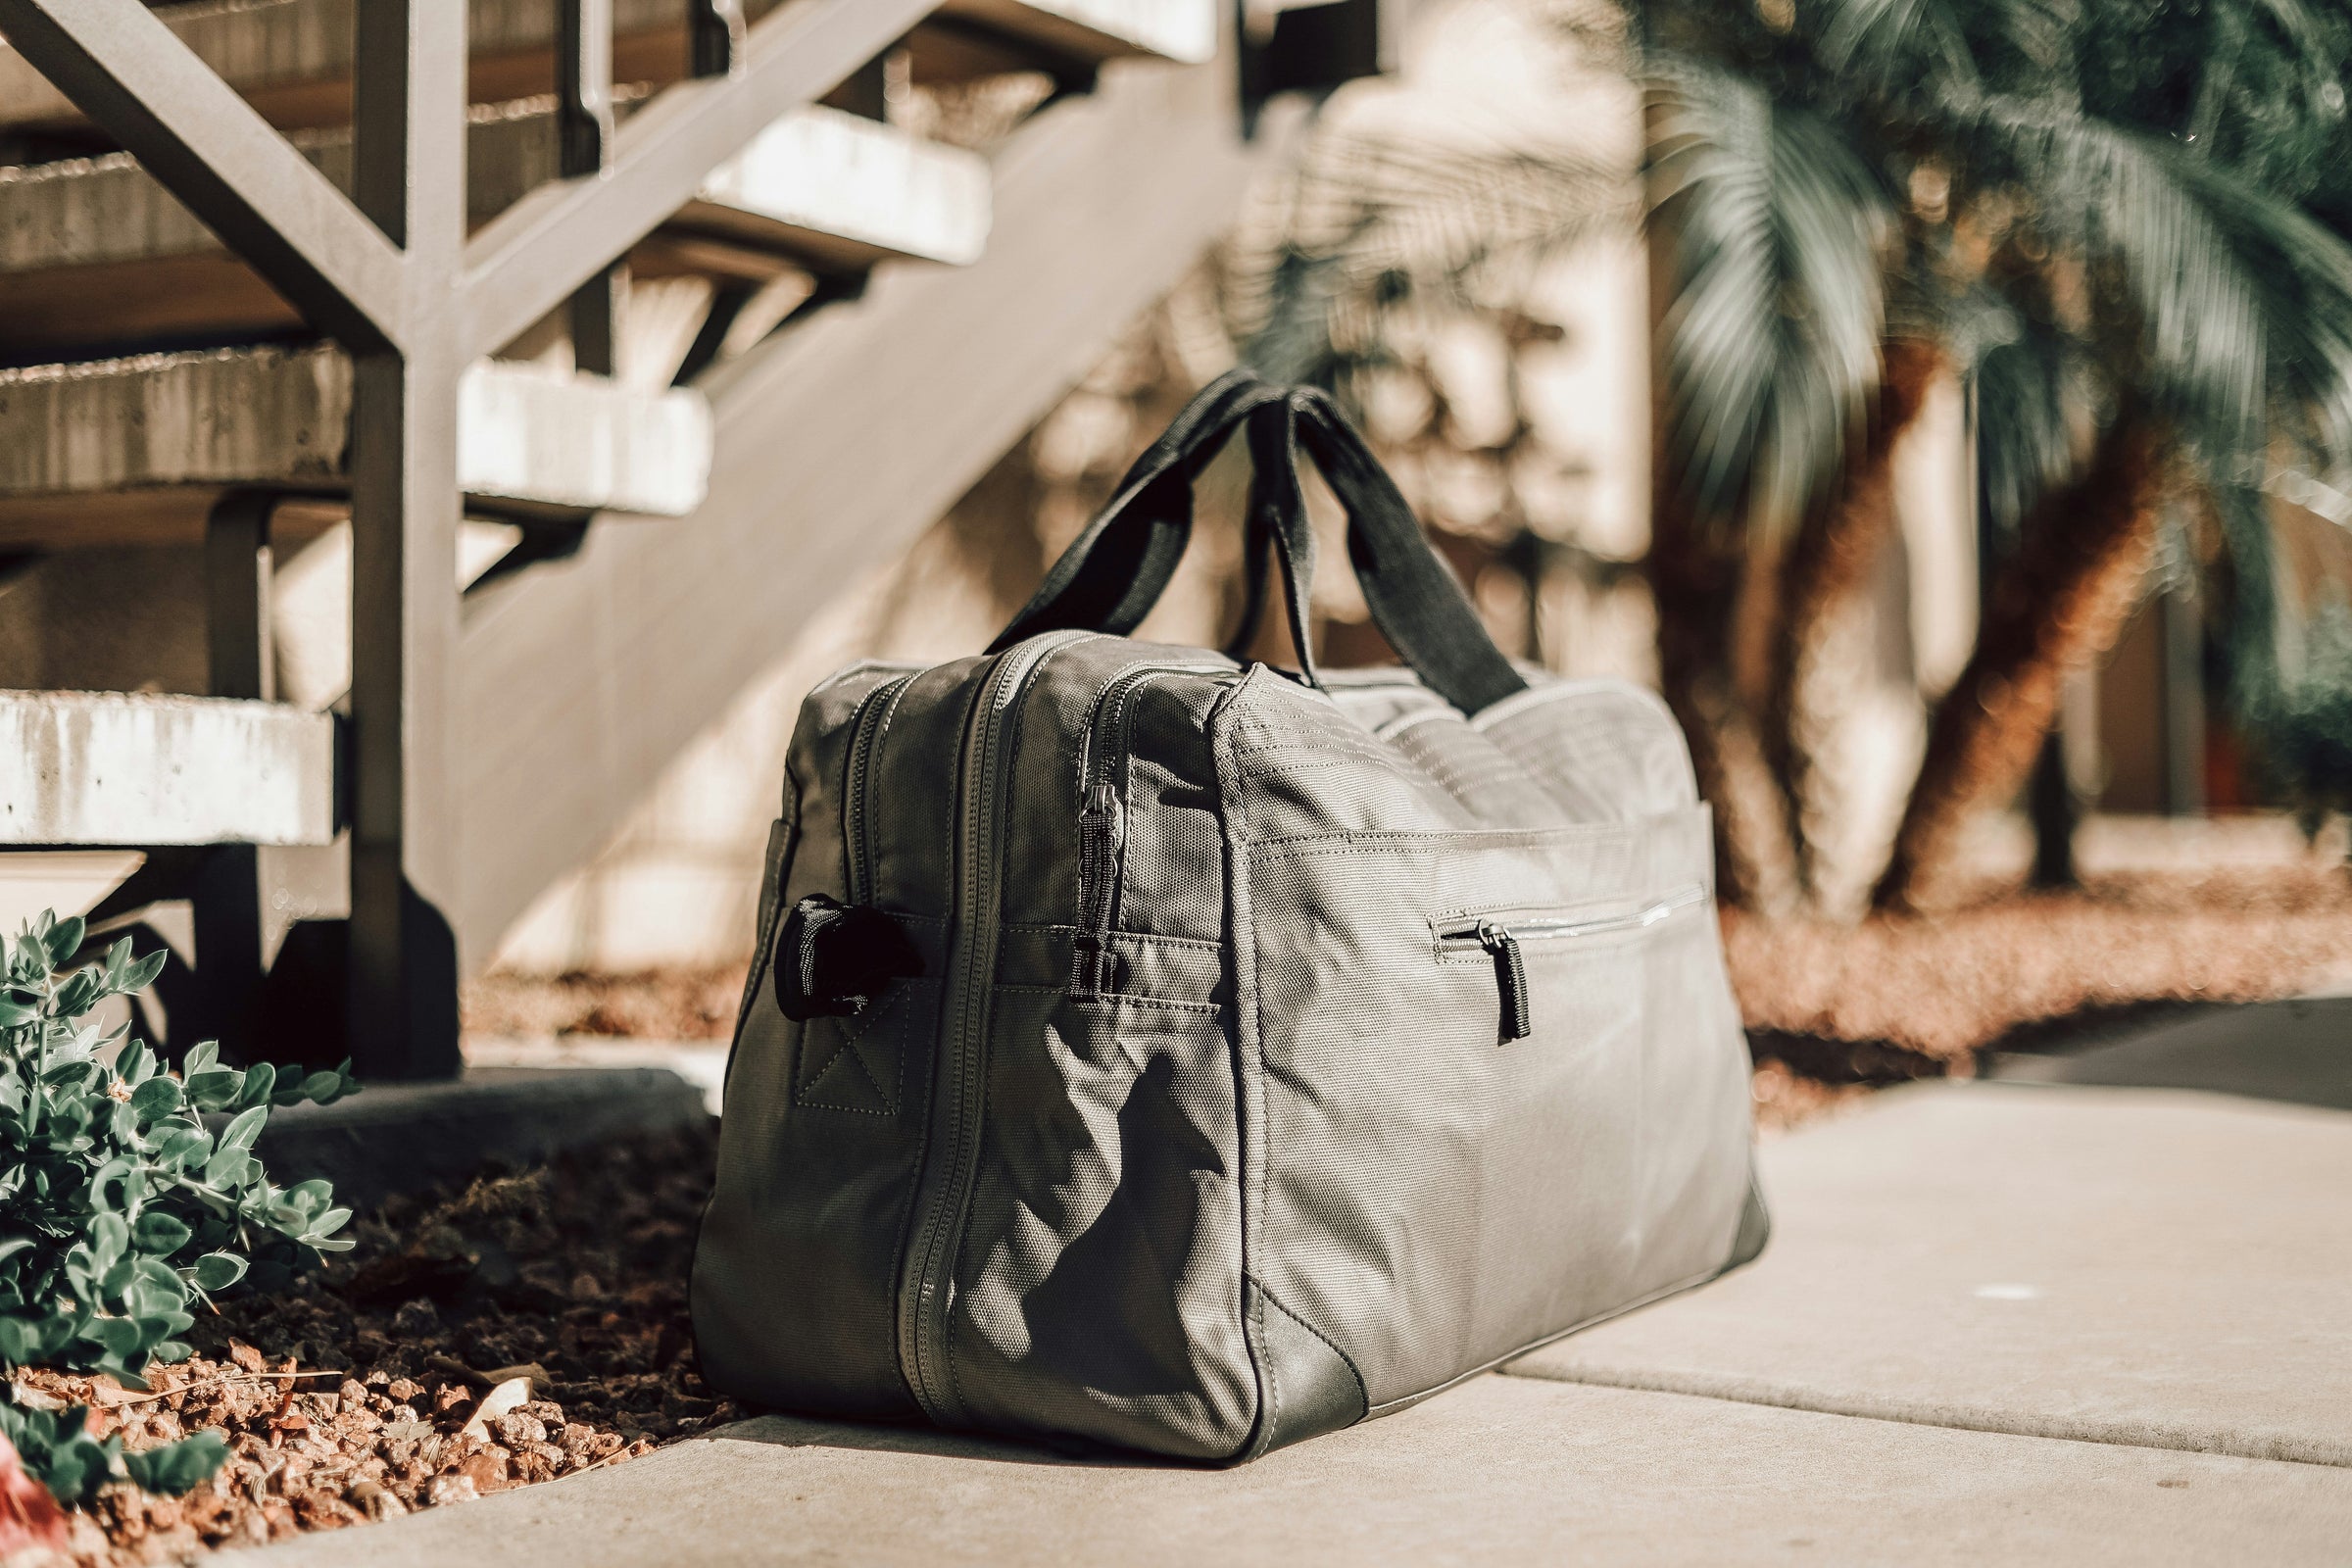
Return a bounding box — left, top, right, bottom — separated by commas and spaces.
452, 61, 1298, 963
0, 101, 991, 357
0, 0, 1207, 140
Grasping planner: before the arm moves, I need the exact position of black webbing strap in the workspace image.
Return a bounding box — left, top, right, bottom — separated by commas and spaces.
989, 373, 1528, 716
993, 368, 1284, 649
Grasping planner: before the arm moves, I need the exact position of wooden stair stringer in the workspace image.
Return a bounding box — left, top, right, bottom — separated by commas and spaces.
449, 60, 1298, 966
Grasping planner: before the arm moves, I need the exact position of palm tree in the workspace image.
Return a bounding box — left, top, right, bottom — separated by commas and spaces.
1226, 0, 2352, 906
1647, 0, 2352, 910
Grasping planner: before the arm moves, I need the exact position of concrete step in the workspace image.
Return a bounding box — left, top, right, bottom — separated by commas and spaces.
222, 1376, 2352, 1567
0, 690, 335, 846
0, 0, 1216, 139
1509, 1077, 2352, 1468
255, 1064, 710, 1209
0, 99, 989, 357
0, 344, 712, 548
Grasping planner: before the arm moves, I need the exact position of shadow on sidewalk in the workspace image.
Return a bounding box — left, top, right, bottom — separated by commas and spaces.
709, 1412, 1195, 1469
1988, 996, 2352, 1113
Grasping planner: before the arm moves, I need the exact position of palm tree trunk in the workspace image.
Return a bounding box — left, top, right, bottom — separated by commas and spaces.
1759, 338, 1944, 896
1648, 494, 1760, 906
1871, 414, 2170, 913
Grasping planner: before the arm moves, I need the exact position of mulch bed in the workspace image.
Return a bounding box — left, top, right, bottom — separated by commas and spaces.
1727, 849, 2352, 1084
12, 1125, 733, 1565
462, 967, 743, 1043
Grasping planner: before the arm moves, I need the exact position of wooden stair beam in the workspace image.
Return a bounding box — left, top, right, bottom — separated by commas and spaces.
0, 345, 711, 546
915, 0, 1215, 79
0, 0, 1216, 139
0, 690, 335, 846
0, 103, 989, 354
450, 55, 1298, 962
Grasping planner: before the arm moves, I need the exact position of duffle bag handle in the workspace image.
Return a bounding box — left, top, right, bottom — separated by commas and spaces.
988, 370, 1528, 717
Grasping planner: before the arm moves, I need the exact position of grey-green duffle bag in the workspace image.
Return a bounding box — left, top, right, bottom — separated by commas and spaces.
691, 370, 1767, 1461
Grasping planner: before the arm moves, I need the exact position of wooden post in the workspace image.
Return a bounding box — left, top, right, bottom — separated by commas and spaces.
560, 0, 618, 376
690, 0, 747, 78
195, 490, 275, 1054
345, 0, 466, 1080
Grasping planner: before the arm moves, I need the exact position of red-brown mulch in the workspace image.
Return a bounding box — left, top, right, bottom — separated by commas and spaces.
12, 1125, 731, 1566
1727, 843, 2352, 1083
461, 967, 745, 1042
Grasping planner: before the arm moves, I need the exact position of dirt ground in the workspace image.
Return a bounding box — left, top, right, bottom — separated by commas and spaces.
15, 1127, 729, 1565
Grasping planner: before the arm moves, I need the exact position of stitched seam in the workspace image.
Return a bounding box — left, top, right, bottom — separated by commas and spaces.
796, 979, 926, 1117
1251, 819, 1692, 855
1000, 923, 1222, 952
1253, 1278, 1369, 1418
992, 985, 1220, 1014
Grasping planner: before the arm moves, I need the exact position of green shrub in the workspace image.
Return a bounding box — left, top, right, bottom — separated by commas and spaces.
0, 911, 359, 1506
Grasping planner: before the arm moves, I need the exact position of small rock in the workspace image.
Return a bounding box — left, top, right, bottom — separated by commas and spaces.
424, 1474, 479, 1508
385, 1378, 424, 1404
226, 1340, 267, 1375
492, 1412, 548, 1447
460, 1446, 513, 1494
392, 1298, 440, 1336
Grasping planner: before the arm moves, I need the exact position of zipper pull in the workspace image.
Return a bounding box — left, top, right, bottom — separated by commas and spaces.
1070, 782, 1125, 1002
1476, 919, 1532, 1042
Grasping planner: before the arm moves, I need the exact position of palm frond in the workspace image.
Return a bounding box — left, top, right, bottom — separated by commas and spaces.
1647, 60, 1895, 535
1231, 119, 1629, 394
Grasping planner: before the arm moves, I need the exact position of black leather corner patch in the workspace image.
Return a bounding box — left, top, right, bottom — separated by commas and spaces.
1246, 1278, 1367, 1458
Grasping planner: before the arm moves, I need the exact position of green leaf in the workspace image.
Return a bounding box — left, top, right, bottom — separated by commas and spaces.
42, 915, 85, 968
129, 1075, 183, 1120
218, 1104, 267, 1153
52, 969, 99, 1018
87, 1211, 128, 1267
0, 999, 34, 1029
122, 949, 168, 992
116, 1039, 154, 1087
79, 1315, 141, 1358
235, 1062, 276, 1110
131, 1211, 191, 1257
182, 1068, 242, 1111
202, 1148, 255, 1190
181, 1040, 220, 1076
122, 1430, 227, 1495
188, 1252, 246, 1293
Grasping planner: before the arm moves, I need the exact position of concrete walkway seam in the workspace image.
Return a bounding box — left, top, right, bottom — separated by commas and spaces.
1499, 1360, 2352, 1470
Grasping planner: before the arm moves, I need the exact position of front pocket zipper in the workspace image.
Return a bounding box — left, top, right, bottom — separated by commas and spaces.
1068, 661, 1235, 1002
1439, 882, 1708, 1043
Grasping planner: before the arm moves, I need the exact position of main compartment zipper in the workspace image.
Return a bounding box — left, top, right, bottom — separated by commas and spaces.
895, 630, 1088, 1426
1440, 882, 1708, 1043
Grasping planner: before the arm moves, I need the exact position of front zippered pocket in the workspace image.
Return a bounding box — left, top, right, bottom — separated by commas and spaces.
843, 672, 916, 906
1437, 882, 1708, 1042
1069, 661, 1235, 1002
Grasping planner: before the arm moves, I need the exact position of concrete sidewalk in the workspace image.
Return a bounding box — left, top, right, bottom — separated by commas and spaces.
234, 1005, 2352, 1565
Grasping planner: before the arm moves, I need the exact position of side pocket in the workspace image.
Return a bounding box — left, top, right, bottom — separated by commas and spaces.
729, 807, 799, 1077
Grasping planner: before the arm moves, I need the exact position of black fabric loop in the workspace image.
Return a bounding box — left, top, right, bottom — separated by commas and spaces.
774, 894, 924, 1022
989, 372, 1529, 717
992, 369, 1283, 650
